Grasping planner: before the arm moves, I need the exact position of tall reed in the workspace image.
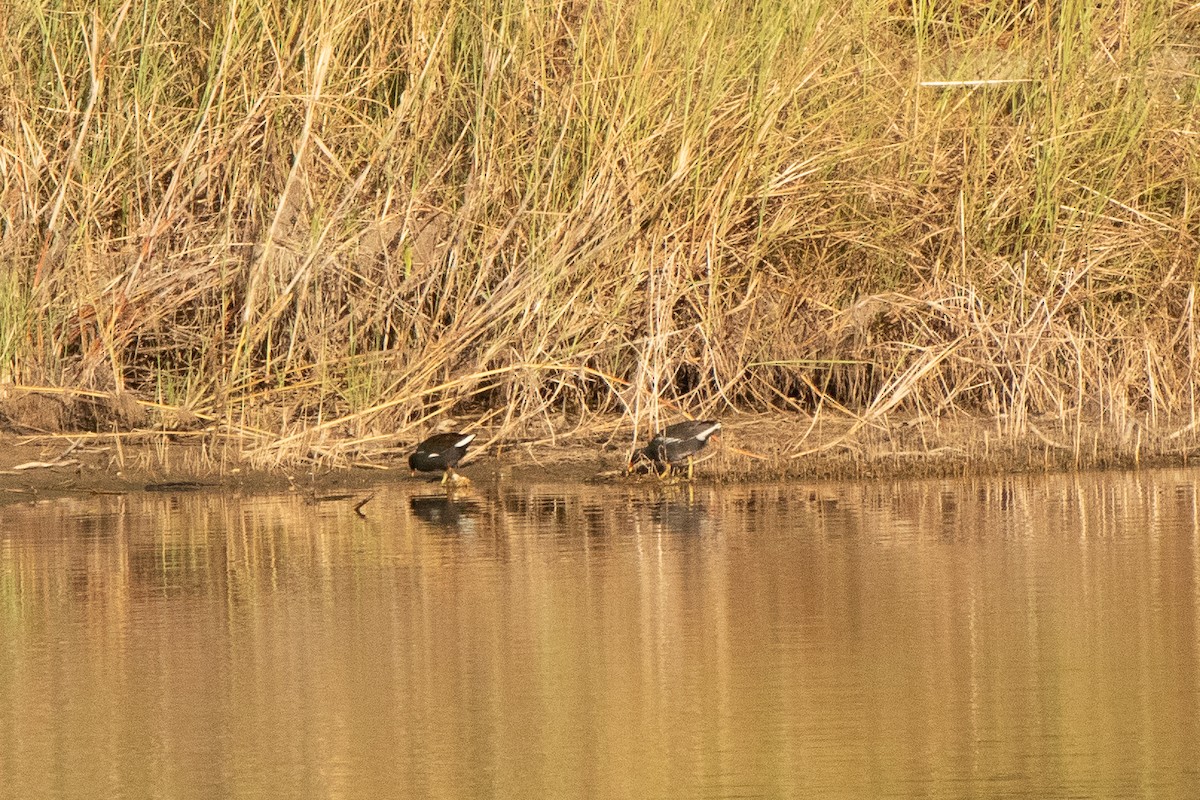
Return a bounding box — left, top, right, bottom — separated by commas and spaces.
1, 0, 1197, 459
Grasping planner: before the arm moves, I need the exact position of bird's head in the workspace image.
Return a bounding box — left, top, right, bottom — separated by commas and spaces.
627, 447, 651, 474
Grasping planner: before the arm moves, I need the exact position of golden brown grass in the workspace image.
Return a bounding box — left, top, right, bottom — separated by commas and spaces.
1, 0, 1198, 467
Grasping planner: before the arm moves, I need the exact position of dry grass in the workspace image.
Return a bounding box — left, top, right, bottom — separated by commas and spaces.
1, 0, 1199, 467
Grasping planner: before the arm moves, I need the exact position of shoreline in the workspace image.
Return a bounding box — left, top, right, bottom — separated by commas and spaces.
3, 412, 1198, 504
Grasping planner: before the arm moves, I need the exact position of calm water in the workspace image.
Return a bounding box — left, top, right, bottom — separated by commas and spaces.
3, 469, 1200, 799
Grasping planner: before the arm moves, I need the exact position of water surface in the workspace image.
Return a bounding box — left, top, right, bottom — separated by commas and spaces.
3, 470, 1200, 798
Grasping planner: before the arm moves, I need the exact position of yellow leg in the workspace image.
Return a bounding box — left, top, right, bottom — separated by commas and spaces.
686, 457, 694, 480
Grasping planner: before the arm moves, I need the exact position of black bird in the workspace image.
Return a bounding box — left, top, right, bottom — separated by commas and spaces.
409, 432, 476, 483
630, 420, 721, 479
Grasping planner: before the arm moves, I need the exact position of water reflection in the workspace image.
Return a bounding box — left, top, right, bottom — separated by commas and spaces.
409, 493, 483, 532
2, 470, 1200, 798
633, 487, 711, 535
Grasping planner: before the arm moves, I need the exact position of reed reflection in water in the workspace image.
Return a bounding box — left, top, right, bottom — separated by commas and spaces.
2, 469, 1200, 798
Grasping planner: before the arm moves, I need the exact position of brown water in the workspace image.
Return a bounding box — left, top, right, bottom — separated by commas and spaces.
3, 469, 1200, 799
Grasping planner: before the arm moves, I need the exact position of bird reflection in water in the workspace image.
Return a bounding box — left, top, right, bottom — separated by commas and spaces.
409, 494, 484, 533
637, 486, 710, 535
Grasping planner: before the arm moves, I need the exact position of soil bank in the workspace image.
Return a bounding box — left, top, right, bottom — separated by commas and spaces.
3, 412, 1198, 506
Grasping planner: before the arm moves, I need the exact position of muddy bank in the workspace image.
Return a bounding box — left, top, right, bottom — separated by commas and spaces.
3, 412, 1200, 505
